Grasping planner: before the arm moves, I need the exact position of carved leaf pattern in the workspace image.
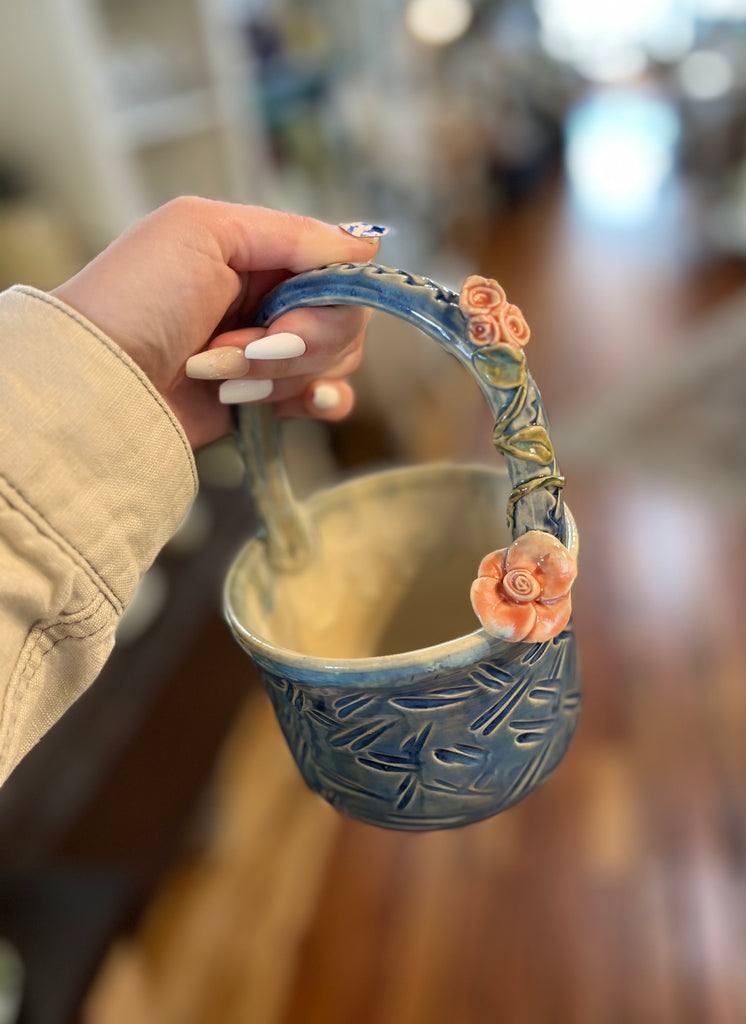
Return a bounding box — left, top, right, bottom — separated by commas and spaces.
496, 425, 555, 465
473, 343, 527, 389
261, 632, 579, 827
389, 685, 478, 709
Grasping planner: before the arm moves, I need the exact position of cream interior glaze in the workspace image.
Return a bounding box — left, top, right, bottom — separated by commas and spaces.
228, 464, 513, 660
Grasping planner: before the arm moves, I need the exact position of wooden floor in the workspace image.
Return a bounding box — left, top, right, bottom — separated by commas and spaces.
83, 177, 746, 1024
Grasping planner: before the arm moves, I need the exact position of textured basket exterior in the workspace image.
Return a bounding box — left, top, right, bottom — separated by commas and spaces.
252, 629, 579, 830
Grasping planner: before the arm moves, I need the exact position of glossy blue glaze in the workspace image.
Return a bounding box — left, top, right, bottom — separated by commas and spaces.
225, 262, 580, 830
252, 262, 567, 541
253, 629, 579, 830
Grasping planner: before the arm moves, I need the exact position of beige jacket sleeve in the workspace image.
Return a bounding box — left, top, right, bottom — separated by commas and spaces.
0, 285, 198, 782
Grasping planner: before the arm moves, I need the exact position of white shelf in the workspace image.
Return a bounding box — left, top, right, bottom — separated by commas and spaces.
0, 0, 268, 253
115, 88, 218, 149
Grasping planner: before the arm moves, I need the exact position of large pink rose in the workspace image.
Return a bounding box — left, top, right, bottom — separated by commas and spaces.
470, 531, 577, 643
497, 303, 531, 348
459, 275, 506, 316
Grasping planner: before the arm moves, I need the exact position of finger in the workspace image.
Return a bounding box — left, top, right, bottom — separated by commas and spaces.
222, 305, 369, 362
277, 379, 356, 422
216, 347, 362, 405
185, 327, 298, 381
169, 197, 384, 273
186, 332, 364, 382
260, 305, 371, 358
191, 306, 369, 381
237, 341, 363, 383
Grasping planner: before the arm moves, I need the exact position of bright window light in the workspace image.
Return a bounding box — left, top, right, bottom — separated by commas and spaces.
574, 47, 648, 84
565, 91, 680, 227
678, 49, 735, 100
693, 0, 746, 18
405, 0, 473, 46
536, 0, 696, 79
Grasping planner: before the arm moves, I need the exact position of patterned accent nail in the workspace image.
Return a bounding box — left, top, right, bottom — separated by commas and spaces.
185, 346, 247, 380
243, 332, 306, 360
219, 379, 274, 404
339, 222, 391, 239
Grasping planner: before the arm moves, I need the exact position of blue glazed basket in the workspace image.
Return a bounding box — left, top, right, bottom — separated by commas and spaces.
224, 263, 580, 830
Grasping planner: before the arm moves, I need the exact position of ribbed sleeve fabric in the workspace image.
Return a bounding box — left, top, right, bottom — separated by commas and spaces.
0, 285, 197, 779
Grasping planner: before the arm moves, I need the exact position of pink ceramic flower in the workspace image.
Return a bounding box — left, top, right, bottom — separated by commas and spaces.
459, 275, 506, 316
470, 531, 577, 643
468, 314, 500, 346
460, 275, 531, 350
497, 303, 531, 348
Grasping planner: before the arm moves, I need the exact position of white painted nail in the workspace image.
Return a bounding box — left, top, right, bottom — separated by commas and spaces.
219, 379, 274, 404
243, 332, 306, 360
311, 383, 341, 411
186, 346, 248, 379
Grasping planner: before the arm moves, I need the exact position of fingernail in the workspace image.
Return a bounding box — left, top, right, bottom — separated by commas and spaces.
186, 346, 247, 380
311, 383, 341, 411
243, 332, 306, 360
339, 222, 391, 239
219, 379, 274, 404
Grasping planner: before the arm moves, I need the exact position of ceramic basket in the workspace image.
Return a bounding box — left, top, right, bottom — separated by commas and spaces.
224, 262, 580, 831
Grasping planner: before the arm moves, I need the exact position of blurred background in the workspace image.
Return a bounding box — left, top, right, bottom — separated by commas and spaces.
1, 0, 746, 1021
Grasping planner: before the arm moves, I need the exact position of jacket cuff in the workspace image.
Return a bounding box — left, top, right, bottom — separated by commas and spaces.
0, 286, 198, 607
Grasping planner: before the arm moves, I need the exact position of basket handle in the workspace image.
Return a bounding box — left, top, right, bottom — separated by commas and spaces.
238, 261, 576, 642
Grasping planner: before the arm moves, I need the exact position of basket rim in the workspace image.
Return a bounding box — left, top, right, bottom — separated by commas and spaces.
223, 462, 578, 685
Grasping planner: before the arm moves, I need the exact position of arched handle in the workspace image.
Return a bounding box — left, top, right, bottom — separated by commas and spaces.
239, 261, 577, 642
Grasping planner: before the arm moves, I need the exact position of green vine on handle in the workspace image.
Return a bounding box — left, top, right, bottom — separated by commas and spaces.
458, 276, 554, 466
458, 276, 576, 642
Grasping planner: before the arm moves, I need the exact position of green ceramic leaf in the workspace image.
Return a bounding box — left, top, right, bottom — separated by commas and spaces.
496, 425, 555, 464
473, 343, 526, 389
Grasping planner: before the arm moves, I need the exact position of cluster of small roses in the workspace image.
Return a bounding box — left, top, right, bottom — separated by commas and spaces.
458, 275, 531, 349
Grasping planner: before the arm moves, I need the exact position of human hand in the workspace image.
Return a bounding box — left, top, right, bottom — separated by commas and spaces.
53, 197, 383, 448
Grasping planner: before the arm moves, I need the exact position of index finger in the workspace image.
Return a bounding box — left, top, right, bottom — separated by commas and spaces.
187, 199, 384, 273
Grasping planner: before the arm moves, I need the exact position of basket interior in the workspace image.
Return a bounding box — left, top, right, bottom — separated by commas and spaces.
227, 465, 514, 660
